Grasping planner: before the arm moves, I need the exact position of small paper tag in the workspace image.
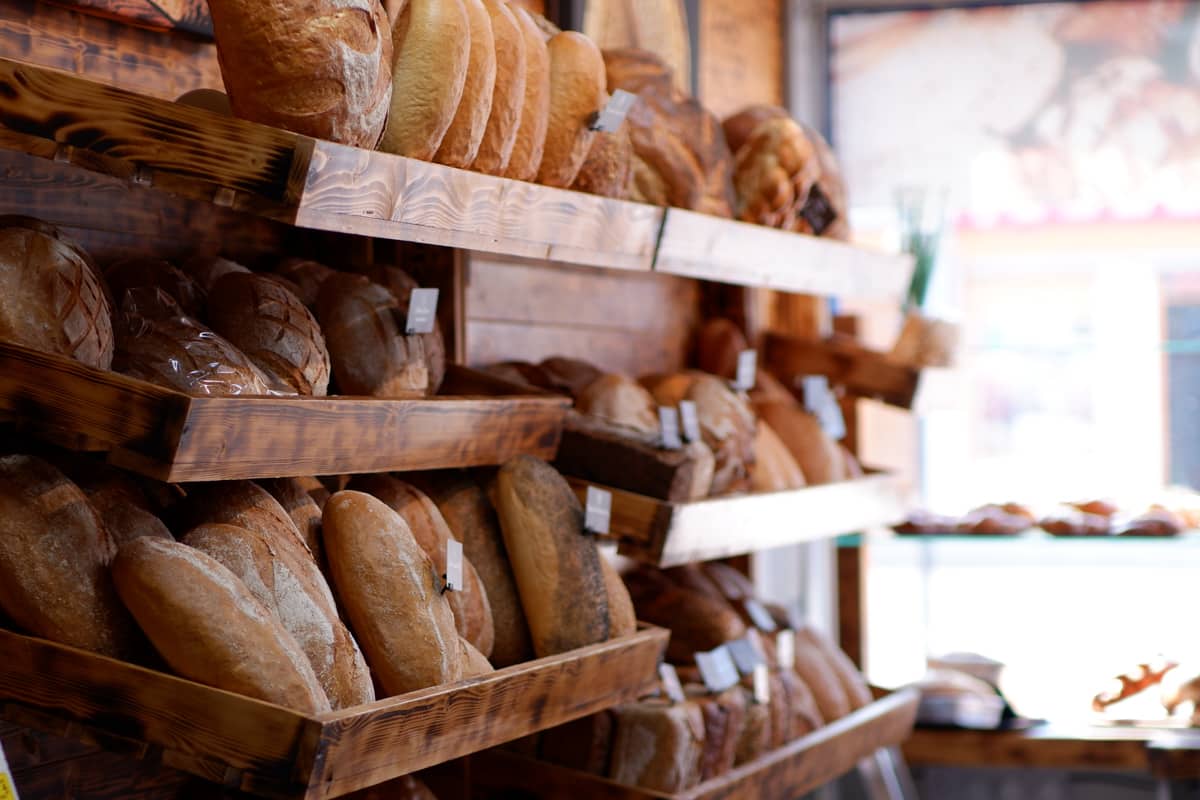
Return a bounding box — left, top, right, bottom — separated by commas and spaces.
679, 401, 702, 443
444, 539, 464, 592
743, 599, 778, 633
659, 663, 686, 703
695, 645, 740, 693
800, 375, 847, 441
799, 183, 838, 236
405, 288, 440, 334
734, 350, 758, 391
776, 629, 796, 671
659, 406, 683, 450
727, 636, 765, 675
584, 486, 612, 535
589, 89, 638, 132
753, 664, 771, 705
0, 741, 18, 800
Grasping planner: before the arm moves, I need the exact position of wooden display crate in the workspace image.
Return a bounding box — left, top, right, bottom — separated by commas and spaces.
0, 57, 912, 298
0, 625, 669, 799
0, 341, 570, 482
469, 688, 920, 800
570, 473, 911, 567
764, 333, 922, 409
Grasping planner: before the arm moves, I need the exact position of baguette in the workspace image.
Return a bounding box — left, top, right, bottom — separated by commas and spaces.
503, 7, 551, 181
536, 32, 606, 188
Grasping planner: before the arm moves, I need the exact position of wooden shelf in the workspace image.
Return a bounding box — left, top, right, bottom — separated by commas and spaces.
0, 57, 910, 299
469, 688, 920, 799
0, 342, 570, 483
570, 473, 910, 567
764, 333, 923, 409
0, 625, 668, 799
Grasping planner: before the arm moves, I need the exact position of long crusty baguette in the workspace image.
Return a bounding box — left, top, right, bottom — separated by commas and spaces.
494, 456, 611, 656
471, 0, 526, 175
112, 537, 330, 713
183, 523, 374, 709
380, 0, 471, 159
536, 31, 606, 188
503, 7, 551, 181
323, 491, 462, 695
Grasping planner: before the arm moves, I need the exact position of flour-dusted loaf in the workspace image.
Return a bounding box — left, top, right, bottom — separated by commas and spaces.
351, 264, 447, 394
174, 481, 313, 557
609, 699, 705, 793
207, 0, 392, 147
322, 491, 462, 695
502, 6, 551, 181
114, 314, 273, 396
472, 0, 526, 175
259, 477, 326, 568
207, 272, 332, 396
87, 484, 173, 547
381, 0, 471, 159
349, 475, 494, 657
0, 455, 139, 658
0, 228, 113, 369
537, 32, 606, 188
495, 456, 611, 656
112, 537, 330, 713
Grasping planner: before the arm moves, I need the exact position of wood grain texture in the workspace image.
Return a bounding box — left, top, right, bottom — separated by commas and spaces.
902, 725, 1157, 772
469, 689, 919, 799
568, 472, 911, 567
654, 208, 912, 299
46, 0, 213, 37
763, 334, 921, 409
696, 0, 783, 118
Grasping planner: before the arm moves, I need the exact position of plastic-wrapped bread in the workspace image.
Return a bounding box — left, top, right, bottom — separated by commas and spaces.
609, 698, 705, 792
434, 0, 497, 168
103, 259, 203, 318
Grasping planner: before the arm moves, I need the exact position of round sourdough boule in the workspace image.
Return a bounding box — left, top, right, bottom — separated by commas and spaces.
536, 31, 606, 188
112, 536, 330, 713
0, 228, 114, 369
0, 455, 139, 658
322, 491, 462, 695
0, 216, 97, 273
380, 0, 471, 159
503, 7, 551, 181
472, 0, 527, 175
207, 0, 393, 148
183, 523, 374, 709
494, 456, 611, 656
434, 0, 497, 168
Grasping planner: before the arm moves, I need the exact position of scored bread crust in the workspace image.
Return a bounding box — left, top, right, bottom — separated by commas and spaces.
472, 0, 527, 175
502, 7, 551, 181
434, 0, 497, 168
536, 31, 606, 188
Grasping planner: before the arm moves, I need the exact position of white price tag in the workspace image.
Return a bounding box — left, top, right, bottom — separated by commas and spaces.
695, 645, 740, 693
679, 401, 702, 443
0, 741, 18, 800
584, 486, 612, 535
727, 636, 765, 675
405, 288, 440, 334
743, 599, 778, 633
776, 629, 796, 671
444, 539, 464, 592
734, 350, 758, 391
659, 663, 686, 703
589, 89, 637, 132
800, 375, 847, 441
753, 664, 771, 705
658, 406, 683, 450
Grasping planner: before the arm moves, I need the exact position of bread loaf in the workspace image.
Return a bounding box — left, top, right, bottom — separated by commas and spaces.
733, 685, 770, 765
113, 537, 330, 713
114, 314, 273, 396
434, 0, 497, 168
662, 563, 729, 606
459, 635, 495, 677
798, 625, 871, 709
206, 272, 331, 396
183, 523, 374, 709
537, 32, 606, 188
273, 258, 336, 310
541, 710, 614, 774
350, 264, 446, 394
685, 686, 745, 780
349, 475, 494, 657
754, 402, 844, 485
495, 456, 610, 656
87, 485, 173, 547
598, 551, 636, 639
259, 477, 326, 568
472, 0, 526, 175
181, 257, 250, 294
538, 356, 605, 397
624, 568, 745, 663
609, 699, 705, 793
0, 455, 139, 658
208, 0, 392, 148
0, 228, 113, 369
571, 124, 633, 199
416, 472, 534, 667
381, 0, 471, 159
175, 481, 312, 557
502, 7, 552, 181
751, 421, 808, 492
731, 116, 819, 230
722, 105, 788, 155
323, 491, 462, 694
0, 216, 97, 272
695, 318, 748, 382
575, 373, 658, 435
793, 640, 850, 721
103, 259, 203, 319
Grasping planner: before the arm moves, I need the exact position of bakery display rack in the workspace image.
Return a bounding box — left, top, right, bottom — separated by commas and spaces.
469, 688, 920, 800
0, 58, 911, 299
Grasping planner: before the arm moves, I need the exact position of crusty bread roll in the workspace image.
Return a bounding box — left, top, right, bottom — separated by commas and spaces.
503, 7, 551, 181
536, 32, 606, 188
207, 0, 392, 148
472, 0, 526, 175
415, 472, 534, 667
754, 402, 844, 486
259, 477, 326, 568
571, 123, 633, 199
609, 699, 705, 793
113, 537, 330, 713
381, 0, 471, 159
0, 455, 139, 658
0, 228, 113, 369
323, 491, 462, 695
434, 0, 497, 168
598, 551, 636, 639
103, 259, 203, 319
351, 264, 447, 394
495, 456, 611, 656
114, 314, 273, 396
349, 475, 495, 657
175, 481, 313, 557
459, 635, 496, 677
575, 373, 658, 435
183, 523, 374, 709
751, 422, 808, 492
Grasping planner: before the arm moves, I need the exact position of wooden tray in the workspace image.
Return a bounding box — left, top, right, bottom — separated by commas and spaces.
0, 625, 668, 799
0, 57, 912, 297
0, 341, 570, 482
468, 689, 920, 799
570, 473, 911, 566
764, 333, 922, 409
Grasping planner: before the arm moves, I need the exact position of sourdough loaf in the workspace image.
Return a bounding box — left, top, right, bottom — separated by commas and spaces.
472, 0, 526, 175
502, 7, 552, 181
609, 699, 705, 793
259, 477, 326, 568
624, 567, 745, 663
351, 264, 446, 394
174, 481, 312, 557
537, 32, 606, 188
459, 636, 495, 677
434, 0, 497, 168
103, 259, 203, 319
575, 373, 658, 435
113, 537, 330, 712
598, 552, 636, 639
571, 124, 633, 199
0, 216, 97, 272
87, 485, 173, 547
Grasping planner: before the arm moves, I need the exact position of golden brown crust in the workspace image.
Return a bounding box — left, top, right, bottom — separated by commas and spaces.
434, 0, 497, 168
537, 31, 606, 188
722, 105, 788, 156
175, 481, 313, 557
754, 401, 844, 486
751, 422, 808, 493
503, 7, 552, 181
575, 373, 658, 435
472, 0, 527, 175
459, 635, 496, 677
571, 123, 633, 199
598, 552, 636, 639
258, 477, 326, 568
351, 264, 447, 394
